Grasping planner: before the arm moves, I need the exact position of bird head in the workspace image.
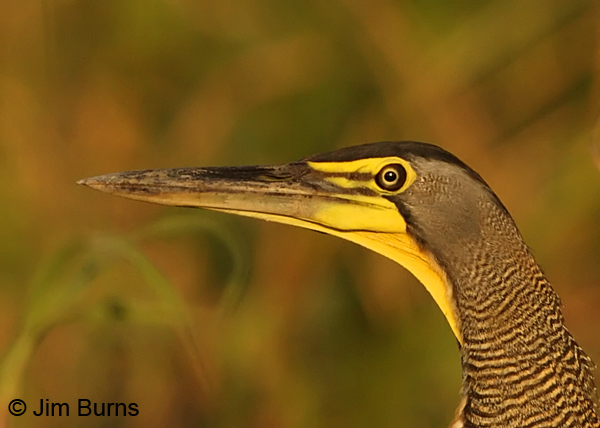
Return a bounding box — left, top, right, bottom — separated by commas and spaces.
78, 141, 516, 345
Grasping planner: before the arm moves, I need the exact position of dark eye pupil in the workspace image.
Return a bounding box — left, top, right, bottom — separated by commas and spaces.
384, 170, 397, 182
375, 164, 407, 191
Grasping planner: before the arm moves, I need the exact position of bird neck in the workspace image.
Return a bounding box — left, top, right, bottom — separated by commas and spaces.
447, 238, 599, 428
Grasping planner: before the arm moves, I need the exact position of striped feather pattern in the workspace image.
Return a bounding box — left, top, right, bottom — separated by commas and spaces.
438, 200, 599, 428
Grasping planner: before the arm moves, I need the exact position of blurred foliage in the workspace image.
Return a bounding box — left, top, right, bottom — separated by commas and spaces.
0, 0, 599, 427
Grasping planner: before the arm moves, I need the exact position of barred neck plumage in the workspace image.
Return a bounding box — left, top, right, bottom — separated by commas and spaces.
435, 200, 600, 428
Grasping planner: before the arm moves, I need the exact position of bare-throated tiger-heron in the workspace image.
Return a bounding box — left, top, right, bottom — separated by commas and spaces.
78, 141, 599, 428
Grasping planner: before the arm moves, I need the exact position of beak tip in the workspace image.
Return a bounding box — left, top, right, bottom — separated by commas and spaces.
77, 175, 111, 191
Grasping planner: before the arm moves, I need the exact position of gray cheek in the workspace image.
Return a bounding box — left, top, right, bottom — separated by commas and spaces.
403, 178, 485, 258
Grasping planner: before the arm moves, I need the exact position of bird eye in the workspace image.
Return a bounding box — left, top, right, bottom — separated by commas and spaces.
375, 164, 407, 191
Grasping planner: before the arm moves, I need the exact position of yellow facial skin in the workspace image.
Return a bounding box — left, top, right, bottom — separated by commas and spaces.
305, 157, 459, 341
78, 156, 462, 343
307, 157, 417, 194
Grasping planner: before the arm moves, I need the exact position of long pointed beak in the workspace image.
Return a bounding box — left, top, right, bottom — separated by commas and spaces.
77, 163, 405, 233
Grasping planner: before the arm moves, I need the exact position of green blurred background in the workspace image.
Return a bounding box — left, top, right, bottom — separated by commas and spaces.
1, 0, 599, 427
